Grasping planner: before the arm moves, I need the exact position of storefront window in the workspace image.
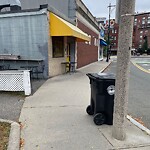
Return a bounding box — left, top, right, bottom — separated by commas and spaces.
99, 46, 103, 60
52, 37, 64, 58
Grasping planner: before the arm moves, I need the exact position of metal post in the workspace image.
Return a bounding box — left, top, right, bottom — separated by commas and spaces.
106, 3, 111, 62
112, 0, 135, 140
106, 3, 115, 62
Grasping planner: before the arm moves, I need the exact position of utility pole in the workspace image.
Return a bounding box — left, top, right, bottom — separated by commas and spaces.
106, 3, 115, 62
112, 0, 135, 140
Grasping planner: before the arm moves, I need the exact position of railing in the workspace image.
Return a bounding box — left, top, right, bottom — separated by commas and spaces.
0, 70, 31, 95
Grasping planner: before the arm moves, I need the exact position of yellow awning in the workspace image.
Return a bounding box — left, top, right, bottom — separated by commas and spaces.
50, 13, 90, 42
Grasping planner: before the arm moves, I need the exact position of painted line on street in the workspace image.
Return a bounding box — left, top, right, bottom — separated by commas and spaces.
131, 61, 150, 74
127, 115, 150, 136
135, 61, 150, 64
142, 64, 149, 66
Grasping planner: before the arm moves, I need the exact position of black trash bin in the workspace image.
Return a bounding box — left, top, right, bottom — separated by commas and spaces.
86, 73, 115, 125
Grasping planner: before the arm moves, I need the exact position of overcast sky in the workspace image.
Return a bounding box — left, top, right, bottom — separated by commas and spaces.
82, 0, 150, 18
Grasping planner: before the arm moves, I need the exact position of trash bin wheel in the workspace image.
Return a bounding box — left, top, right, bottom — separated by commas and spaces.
86, 105, 94, 115
93, 113, 106, 125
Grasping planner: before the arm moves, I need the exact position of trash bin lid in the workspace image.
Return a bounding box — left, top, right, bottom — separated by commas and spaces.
93, 72, 115, 80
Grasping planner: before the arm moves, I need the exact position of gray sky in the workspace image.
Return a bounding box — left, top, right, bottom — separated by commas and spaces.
82, 0, 150, 18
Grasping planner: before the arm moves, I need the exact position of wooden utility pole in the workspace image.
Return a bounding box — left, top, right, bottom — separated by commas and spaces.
112, 0, 136, 140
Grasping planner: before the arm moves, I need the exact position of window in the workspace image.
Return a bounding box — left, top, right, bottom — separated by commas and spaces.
148, 17, 150, 24
94, 38, 96, 46
140, 40, 142, 43
94, 38, 98, 46
97, 39, 99, 46
134, 18, 137, 25
112, 29, 114, 34
114, 36, 116, 40
132, 43, 135, 47
140, 35, 143, 39
140, 31, 143, 34
89, 35, 91, 45
113, 43, 116, 46
85, 41, 89, 45
52, 37, 64, 58
115, 30, 117, 33
85, 35, 92, 45
142, 17, 145, 24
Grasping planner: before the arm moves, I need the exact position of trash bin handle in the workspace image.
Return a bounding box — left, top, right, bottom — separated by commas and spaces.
86, 73, 97, 80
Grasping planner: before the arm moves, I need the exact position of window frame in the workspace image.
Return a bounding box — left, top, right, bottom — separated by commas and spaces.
52, 37, 64, 58
142, 17, 145, 24
134, 18, 137, 25
148, 17, 150, 24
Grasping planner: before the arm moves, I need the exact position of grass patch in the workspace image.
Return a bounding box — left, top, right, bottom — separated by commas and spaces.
0, 122, 11, 150
0, 91, 26, 97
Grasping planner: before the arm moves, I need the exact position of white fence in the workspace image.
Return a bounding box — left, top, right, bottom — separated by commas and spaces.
0, 70, 31, 95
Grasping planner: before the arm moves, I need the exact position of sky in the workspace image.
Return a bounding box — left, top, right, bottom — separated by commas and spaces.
82, 0, 150, 19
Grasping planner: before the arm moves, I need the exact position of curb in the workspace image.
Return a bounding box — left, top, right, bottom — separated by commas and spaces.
99, 60, 150, 136
127, 115, 150, 136
0, 119, 20, 150
100, 61, 112, 73
76, 60, 112, 72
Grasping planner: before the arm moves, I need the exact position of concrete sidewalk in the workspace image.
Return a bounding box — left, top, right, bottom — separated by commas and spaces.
19, 60, 150, 150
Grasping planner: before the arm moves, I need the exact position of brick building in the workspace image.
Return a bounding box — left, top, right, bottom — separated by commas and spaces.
133, 12, 150, 54
97, 17, 107, 60
105, 12, 150, 55
105, 19, 119, 55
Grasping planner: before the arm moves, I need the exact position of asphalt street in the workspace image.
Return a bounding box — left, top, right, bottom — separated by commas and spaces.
134, 57, 150, 71
0, 79, 46, 122
104, 57, 150, 129
0, 92, 25, 122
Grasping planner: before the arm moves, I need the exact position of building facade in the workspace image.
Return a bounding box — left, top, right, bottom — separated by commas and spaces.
105, 12, 150, 55
97, 17, 107, 60
0, 5, 90, 77
19, 0, 100, 68
104, 19, 119, 55
75, 0, 99, 67
133, 12, 150, 54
